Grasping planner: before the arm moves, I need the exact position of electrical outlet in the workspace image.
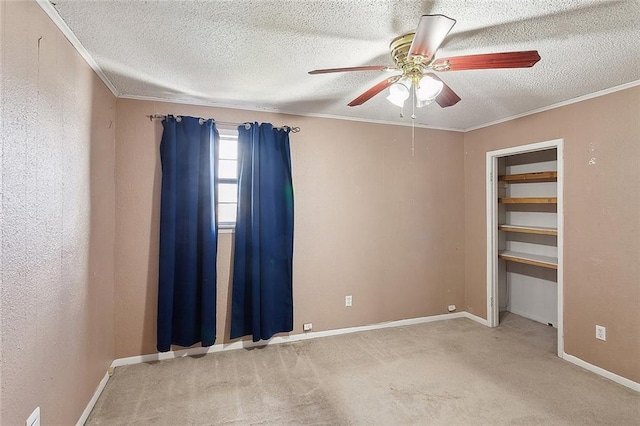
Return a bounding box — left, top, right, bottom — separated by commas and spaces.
303, 323, 312, 332
448, 304, 456, 312
595, 325, 606, 341
345, 295, 352, 307
26, 407, 40, 426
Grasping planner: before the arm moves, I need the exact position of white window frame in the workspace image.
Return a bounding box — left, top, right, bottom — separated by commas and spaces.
217, 128, 238, 231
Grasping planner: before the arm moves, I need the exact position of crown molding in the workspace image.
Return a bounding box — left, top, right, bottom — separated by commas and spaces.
34, 0, 640, 134
465, 79, 640, 132
118, 94, 464, 132
35, 0, 119, 97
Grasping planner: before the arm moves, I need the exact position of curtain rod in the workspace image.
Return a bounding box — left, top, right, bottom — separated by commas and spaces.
146, 114, 300, 133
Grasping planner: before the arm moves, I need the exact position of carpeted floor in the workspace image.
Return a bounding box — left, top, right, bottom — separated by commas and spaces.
87, 313, 639, 425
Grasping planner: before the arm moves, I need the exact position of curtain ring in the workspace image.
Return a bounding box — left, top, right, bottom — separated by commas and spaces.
244, 123, 251, 130
176, 116, 182, 122
199, 118, 205, 125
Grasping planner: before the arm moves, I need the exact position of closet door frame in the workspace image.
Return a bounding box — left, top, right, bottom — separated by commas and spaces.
485, 138, 564, 357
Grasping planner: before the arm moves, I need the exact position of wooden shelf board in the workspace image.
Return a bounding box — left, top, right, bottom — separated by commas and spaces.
499, 197, 557, 204
498, 225, 558, 236
498, 250, 558, 270
499, 171, 557, 183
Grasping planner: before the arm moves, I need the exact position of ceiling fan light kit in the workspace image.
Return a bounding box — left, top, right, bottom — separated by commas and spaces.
386, 75, 444, 108
386, 78, 411, 107
414, 76, 444, 107
309, 13, 541, 113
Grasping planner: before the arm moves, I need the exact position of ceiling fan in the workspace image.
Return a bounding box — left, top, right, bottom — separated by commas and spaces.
308, 14, 541, 109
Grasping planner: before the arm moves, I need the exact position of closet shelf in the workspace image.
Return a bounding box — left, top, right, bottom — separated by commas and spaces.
499, 171, 557, 183
498, 225, 558, 236
498, 250, 558, 270
499, 197, 557, 204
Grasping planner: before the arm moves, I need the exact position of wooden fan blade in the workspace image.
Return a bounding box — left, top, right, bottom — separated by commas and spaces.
309, 65, 395, 75
348, 76, 402, 107
425, 73, 461, 108
407, 14, 456, 62
432, 51, 541, 71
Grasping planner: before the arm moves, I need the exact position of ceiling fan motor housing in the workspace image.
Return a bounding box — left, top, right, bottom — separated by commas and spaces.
390, 33, 432, 84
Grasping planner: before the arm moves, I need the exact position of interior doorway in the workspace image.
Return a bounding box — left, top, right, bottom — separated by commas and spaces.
486, 139, 564, 357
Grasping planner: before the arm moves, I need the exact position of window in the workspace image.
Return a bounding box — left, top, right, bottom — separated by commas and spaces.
217, 129, 238, 226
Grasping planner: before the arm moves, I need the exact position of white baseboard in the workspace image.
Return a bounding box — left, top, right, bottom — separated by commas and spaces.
82, 312, 637, 425
562, 352, 640, 392
111, 312, 468, 367
508, 308, 556, 328
76, 370, 110, 426
461, 311, 490, 326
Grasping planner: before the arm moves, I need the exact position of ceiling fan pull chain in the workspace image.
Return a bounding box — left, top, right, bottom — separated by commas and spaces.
411, 120, 415, 158
411, 89, 416, 158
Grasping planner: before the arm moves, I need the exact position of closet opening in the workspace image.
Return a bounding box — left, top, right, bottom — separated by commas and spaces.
486, 139, 564, 357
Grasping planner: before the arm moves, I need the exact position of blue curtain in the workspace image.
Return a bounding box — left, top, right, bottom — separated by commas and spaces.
231, 123, 294, 342
157, 116, 219, 352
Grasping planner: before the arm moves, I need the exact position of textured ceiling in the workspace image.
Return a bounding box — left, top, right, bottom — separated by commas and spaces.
50, 0, 640, 131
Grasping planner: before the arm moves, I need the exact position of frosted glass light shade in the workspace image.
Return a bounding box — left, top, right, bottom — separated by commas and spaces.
415, 75, 444, 108
386, 78, 411, 107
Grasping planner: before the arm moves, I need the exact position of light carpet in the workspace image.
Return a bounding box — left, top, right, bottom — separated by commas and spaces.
87, 313, 639, 425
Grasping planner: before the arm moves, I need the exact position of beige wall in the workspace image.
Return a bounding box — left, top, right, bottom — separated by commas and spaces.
2, 7, 636, 425
1, 1, 116, 424
464, 86, 640, 382
114, 98, 466, 358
